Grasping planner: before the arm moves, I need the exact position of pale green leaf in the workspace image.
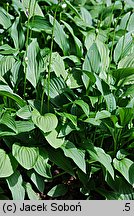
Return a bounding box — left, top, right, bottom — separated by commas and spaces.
83, 43, 101, 74
6, 171, 25, 200
27, 170, 45, 192
51, 52, 67, 79
16, 105, 31, 120
61, 141, 86, 173
61, 20, 83, 57
49, 15, 69, 55
0, 149, 17, 178
32, 110, 58, 133
114, 31, 134, 63
34, 149, 52, 178
16, 121, 35, 133
0, 112, 17, 133
45, 130, 64, 149
118, 53, 134, 68
25, 183, 40, 200
0, 55, 15, 77
26, 39, 43, 88
74, 99, 89, 116
113, 158, 134, 186
12, 143, 39, 170
28, 15, 51, 34
0, 7, 12, 29
95, 110, 111, 120
22, 0, 44, 18
85, 144, 114, 179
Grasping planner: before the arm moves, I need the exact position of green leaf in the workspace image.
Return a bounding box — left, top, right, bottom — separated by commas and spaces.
6, 171, 25, 200
11, 60, 21, 86
65, 0, 81, 18
32, 110, 58, 133
0, 77, 26, 107
28, 15, 52, 34
114, 31, 134, 63
96, 39, 110, 74
118, 107, 133, 126
61, 141, 86, 173
16, 105, 31, 120
45, 130, 64, 148
84, 117, 101, 126
118, 53, 134, 68
58, 122, 78, 138
124, 0, 134, 8
82, 70, 96, 89
16, 121, 35, 134
116, 149, 129, 160
27, 170, 45, 192
84, 143, 114, 179
127, 13, 134, 31
49, 15, 69, 55
10, 17, 25, 49
112, 68, 134, 85
0, 112, 17, 133
26, 39, 43, 88
0, 149, 17, 178
25, 183, 40, 200
95, 110, 111, 120
61, 20, 83, 57
0, 55, 15, 77
113, 158, 134, 186
47, 184, 68, 197
33, 149, 52, 178
74, 100, 89, 116
51, 52, 67, 79
0, 126, 16, 137
12, 143, 39, 170
0, 7, 12, 29
80, 7, 92, 26
22, 0, 44, 18
56, 112, 77, 126
83, 43, 101, 74
104, 93, 116, 112
0, 44, 16, 55
0, 91, 26, 107
46, 147, 75, 176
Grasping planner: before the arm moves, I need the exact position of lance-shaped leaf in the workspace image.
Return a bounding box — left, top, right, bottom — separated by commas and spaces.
26, 39, 43, 88
83, 42, 101, 74
25, 183, 40, 200
84, 143, 114, 179
33, 149, 52, 178
74, 99, 90, 116
0, 7, 13, 29
46, 147, 75, 176
61, 141, 86, 173
49, 15, 69, 55
113, 158, 134, 186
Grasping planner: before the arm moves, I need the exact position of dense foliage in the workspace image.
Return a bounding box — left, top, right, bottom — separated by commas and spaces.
0, 0, 134, 200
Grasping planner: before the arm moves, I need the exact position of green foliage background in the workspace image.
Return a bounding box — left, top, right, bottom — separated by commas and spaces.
0, 0, 134, 200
